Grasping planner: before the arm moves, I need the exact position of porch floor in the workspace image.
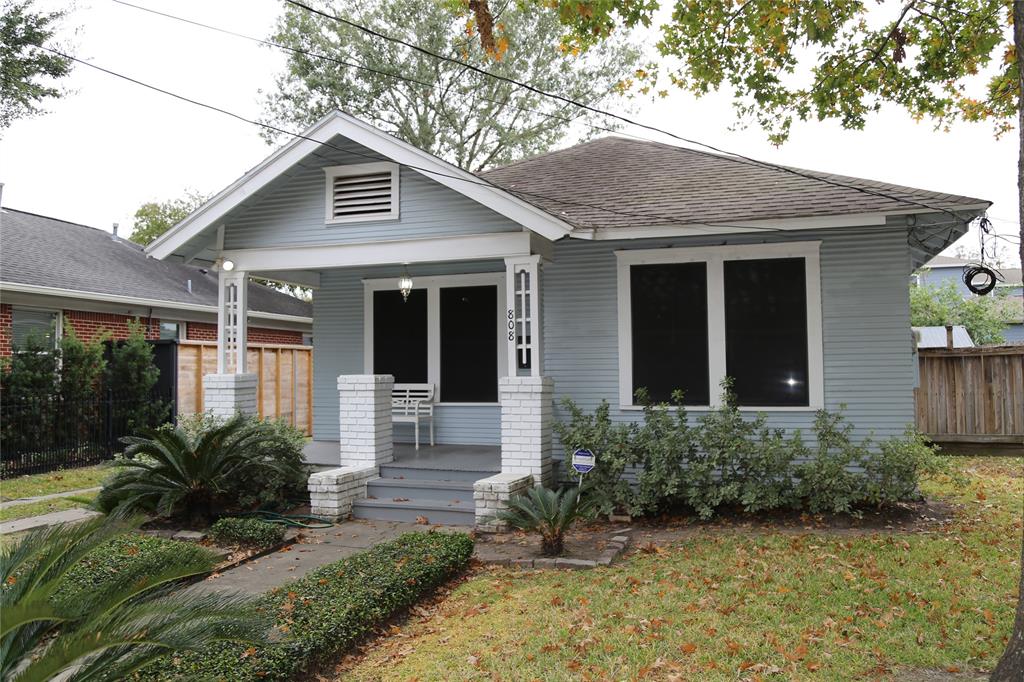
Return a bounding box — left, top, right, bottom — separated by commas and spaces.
303, 441, 501, 472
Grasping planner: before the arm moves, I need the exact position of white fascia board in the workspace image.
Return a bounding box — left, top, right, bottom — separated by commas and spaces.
0, 281, 312, 325
577, 204, 991, 241
221, 231, 534, 272
147, 111, 572, 260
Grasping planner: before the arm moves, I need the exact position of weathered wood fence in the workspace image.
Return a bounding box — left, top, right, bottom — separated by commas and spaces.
915, 346, 1024, 445
176, 341, 313, 435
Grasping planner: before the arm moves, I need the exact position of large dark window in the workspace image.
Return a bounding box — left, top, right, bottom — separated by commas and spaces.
630, 263, 709, 405
373, 289, 427, 383
440, 285, 497, 402
724, 258, 809, 406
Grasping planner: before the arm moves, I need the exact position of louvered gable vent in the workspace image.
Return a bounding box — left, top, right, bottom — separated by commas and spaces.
324, 162, 399, 223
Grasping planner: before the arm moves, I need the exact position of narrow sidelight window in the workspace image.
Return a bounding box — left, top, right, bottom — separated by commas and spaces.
440, 285, 497, 402
630, 263, 709, 405
724, 257, 809, 406
373, 289, 427, 383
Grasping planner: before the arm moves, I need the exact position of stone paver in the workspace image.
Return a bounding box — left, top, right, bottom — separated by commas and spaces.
0, 486, 102, 509
0, 508, 102, 534
190, 519, 471, 595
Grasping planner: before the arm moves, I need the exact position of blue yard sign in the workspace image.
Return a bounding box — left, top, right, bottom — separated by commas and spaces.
571, 448, 596, 474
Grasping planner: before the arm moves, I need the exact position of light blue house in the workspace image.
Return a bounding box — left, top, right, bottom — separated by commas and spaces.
917, 255, 1024, 343
148, 111, 990, 526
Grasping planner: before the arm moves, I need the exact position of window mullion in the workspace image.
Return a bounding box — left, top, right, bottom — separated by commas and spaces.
706, 256, 727, 407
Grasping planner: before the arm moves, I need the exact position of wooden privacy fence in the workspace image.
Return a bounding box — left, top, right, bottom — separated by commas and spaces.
915, 346, 1024, 445
176, 341, 313, 435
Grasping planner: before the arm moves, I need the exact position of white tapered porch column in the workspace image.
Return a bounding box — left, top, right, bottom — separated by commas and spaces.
203, 269, 257, 417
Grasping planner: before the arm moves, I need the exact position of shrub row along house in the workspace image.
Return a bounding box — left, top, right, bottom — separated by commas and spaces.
144, 111, 989, 527
0, 207, 312, 356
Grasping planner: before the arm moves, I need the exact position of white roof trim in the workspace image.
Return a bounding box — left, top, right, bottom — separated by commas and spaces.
146, 111, 574, 260
0, 281, 313, 325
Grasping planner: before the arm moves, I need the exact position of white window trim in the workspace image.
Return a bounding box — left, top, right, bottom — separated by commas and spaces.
324, 161, 400, 225
363, 272, 508, 405
160, 320, 187, 341
11, 305, 62, 351
616, 241, 824, 411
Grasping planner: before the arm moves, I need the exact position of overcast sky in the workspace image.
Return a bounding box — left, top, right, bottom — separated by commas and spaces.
1, 0, 1018, 266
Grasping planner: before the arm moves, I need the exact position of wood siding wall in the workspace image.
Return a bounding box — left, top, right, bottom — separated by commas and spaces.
915, 346, 1024, 443
177, 341, 313, 435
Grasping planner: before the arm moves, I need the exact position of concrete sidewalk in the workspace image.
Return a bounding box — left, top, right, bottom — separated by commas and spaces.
0, 487, 101, 509
189, 519, 471, 595
0, 508, 102, 535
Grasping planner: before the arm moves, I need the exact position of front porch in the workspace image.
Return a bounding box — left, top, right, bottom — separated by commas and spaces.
304, 441, 501, 473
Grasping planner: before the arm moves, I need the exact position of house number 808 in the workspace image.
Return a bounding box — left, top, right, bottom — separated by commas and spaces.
507, 309, 515, 341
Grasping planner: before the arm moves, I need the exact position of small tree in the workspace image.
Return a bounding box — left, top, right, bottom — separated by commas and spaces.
0, 0, 73, 132
0, 329, 60, 456
909, 280, 1015, 345
128, 190, 208, 246
58, 321, 107, 446
104, 320, 166, 433
263, 0, 642, 171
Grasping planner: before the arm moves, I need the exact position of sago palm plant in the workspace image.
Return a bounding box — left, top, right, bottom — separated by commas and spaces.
0, 516, 265, 681
95, 415, 293, 524
494, 486, 592, 556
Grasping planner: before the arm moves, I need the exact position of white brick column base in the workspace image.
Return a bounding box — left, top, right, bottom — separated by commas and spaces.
474, 472, 533, 532
202, 373, 258, 418
338, 374, 394, 468
499, 376, 554, 487
308, 465, 377, 521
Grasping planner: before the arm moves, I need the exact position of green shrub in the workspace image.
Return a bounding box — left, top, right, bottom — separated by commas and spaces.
94, 415, 299, 525
631, 388, 697, 516
105, 320, 168, 432
55, 533, 218, 608
558, 380, 944, 520
494, 486, 592, 556
173, 412, 309, 511
133, 532, 474, 681
3, 518, 262, 682
554, 398, 636, 517
208, 517, 286, 549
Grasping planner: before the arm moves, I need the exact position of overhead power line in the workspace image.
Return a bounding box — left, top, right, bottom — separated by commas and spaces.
281, 0, 983, 227
40, 46, 796, 233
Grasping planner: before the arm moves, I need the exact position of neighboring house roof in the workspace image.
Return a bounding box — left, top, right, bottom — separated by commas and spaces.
913, 325, 975, 349
0, 208, 312, 321
924, 255, 973, 268
478, 137, 990, 231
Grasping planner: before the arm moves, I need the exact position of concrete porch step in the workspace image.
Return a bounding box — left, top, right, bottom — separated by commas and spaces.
378, 464, 495, 483
351, 497, 475, 526
366, 477, 475, 504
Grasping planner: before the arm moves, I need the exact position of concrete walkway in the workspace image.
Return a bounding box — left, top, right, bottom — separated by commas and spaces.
190, 519, 472, 595
0, 487, 101, 509
0, 507, 102, 535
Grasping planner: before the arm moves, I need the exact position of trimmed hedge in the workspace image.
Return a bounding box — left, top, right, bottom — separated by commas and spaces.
56, 534, 216, 608
132, 531, 474, 681
208, 517, 286, 549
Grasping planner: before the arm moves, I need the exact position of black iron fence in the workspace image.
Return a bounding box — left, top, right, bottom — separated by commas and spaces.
0, 391, 174, 478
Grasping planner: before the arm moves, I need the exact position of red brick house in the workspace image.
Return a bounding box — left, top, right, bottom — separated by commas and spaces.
0, 208, 312, 356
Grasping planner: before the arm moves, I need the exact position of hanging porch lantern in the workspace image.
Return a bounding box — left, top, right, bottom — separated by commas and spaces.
398, 268, 413, 302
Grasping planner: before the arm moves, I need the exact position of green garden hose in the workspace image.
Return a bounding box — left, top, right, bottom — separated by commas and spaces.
237, 510, 334, 529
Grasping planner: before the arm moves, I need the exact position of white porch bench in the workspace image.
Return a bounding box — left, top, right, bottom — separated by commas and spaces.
392, 383, 435, 450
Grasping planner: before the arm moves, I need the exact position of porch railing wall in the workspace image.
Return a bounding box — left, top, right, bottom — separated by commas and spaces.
176, 341, 313, 435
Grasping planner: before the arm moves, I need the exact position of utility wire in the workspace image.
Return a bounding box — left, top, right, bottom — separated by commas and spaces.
282, 0, 983, 227
111, 0, 629, 143
41, 46, 796, 233
105, 0, 985, 249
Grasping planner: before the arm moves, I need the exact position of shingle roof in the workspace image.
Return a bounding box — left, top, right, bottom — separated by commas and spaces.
0, 208, 311, 318
913, 325, 974, 349
477, 137, 990, 230
926, 255, 973, 268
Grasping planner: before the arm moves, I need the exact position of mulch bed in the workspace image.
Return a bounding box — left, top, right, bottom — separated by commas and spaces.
473, 497, 956, 568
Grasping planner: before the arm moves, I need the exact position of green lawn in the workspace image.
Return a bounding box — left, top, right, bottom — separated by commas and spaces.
341, 457, 1022, 681
0, 493, 98, 523
0, 464, 111, 501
